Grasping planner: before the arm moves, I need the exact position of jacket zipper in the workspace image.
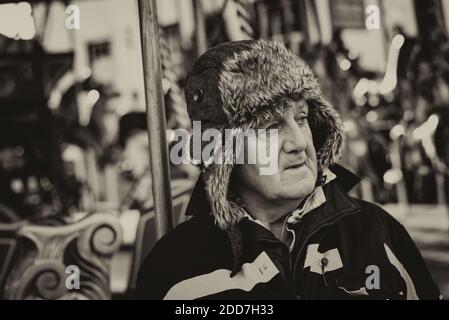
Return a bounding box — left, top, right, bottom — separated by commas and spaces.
256, 209, 356, 286
253, 206, 359, 291
291, 209, 359, 287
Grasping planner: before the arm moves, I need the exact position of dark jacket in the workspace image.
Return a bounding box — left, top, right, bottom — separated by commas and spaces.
135, 166, 441, 300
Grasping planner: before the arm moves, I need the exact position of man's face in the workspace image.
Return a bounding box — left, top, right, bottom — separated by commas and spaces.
234, 99, 318, 204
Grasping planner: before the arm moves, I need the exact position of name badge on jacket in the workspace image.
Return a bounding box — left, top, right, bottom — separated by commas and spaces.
304, 244, 343, 275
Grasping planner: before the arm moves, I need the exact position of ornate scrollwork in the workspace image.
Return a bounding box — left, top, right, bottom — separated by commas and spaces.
4, 213, 122, 300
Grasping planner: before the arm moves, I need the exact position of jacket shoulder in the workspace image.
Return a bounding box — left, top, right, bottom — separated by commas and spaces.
351, 199, 441, 299
335, 197, 409, 246
145, 215, 227, 261
135, 216, 230, 299
352, 198, 404, 229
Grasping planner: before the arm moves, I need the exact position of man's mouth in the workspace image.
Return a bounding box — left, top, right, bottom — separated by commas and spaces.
284, 162, 306, 171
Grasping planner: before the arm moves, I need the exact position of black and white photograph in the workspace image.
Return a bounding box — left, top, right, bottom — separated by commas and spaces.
0, 0, 448, 309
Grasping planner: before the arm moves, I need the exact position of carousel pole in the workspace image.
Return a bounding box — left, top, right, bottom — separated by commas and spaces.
138, 0, 173, 239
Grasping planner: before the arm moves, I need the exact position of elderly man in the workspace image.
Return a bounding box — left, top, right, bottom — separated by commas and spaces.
136, 40, 441, 300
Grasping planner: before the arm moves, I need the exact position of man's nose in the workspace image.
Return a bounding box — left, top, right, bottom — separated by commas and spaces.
282, 119, 307, 154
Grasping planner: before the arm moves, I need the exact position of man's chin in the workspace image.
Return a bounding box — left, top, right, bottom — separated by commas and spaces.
278, 182, 315, 201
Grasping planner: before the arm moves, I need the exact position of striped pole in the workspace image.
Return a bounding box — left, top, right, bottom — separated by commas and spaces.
138, 0, 173, 239
159, 31, 191, 130
222, 0, 254, 41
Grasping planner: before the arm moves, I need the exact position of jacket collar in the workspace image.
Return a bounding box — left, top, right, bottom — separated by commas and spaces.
329, 164, 361, 193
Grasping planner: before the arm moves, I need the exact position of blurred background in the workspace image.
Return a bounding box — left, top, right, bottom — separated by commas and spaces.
0, 0, 448, 299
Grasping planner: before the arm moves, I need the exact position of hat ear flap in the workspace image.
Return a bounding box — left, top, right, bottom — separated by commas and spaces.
204, 163, 246, 230
308, 98, 345, 171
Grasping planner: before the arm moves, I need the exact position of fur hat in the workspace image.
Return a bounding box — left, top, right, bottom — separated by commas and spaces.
185, 39, 344, 231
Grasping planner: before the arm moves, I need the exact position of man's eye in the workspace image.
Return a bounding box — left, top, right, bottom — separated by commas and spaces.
295, 115, 308, 125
